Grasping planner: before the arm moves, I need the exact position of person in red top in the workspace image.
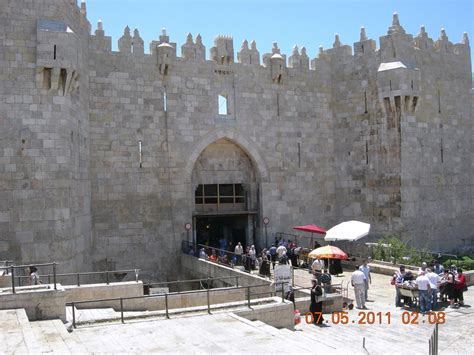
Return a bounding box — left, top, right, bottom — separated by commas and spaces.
454, 268, 467, 306
208, 249, 218, 263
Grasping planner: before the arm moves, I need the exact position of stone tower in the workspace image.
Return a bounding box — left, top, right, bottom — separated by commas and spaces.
0, 0, 91, 272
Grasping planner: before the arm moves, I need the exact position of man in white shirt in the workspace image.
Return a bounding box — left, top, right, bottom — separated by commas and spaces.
351, 266, 367, 309
415, 271, 431, 313
359, 259, 372, 301
234, 242, 243, 265
426, 268, 440, 310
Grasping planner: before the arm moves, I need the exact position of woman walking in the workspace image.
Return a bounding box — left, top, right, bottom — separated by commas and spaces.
309, 279, 324, 325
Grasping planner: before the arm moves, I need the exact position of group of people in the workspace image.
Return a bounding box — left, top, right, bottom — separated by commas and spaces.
199, 237, 311, 275
392, 261, 467, 313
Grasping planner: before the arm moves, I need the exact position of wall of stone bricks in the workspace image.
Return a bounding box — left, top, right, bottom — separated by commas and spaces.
0, 3, 472, 280
0, 0, 92, 272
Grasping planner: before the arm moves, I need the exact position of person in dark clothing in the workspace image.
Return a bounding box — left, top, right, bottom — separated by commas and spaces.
289, 247, 298, 267
268, 245, 277, 269
285, 285, 295, 308
309, 279, 324, 325
243, 252, 252, 272
259, 249, 271, 277
329, 259, 343, 276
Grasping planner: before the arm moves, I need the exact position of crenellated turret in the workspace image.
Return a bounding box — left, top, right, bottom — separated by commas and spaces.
237, 39, 260, 65
434, 28, 454, 53
181, 33, 206, 61
95, 19, 104, 36
132, 29, 144, 54
195, 35, 206, 60
414, 26, 434, 50
379, 13, 416, 67
118, 26, 132, 53
262, 43, 286, 83
154, 28, 176, 75
210, 35, 234, 65
91, 19, 112, 51
288, 45, 300, 68
181, 33, 195, 60
354, 27, 376, 56
288, 45, 309, 70
318, 34, 352, 59
80, 0, 87, 16
462, 32, 469, 46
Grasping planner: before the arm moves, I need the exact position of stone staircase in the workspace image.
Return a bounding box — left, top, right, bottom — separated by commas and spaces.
2, 303, 466, 354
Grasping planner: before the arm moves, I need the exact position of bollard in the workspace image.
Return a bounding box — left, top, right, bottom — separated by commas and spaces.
207, 279, 211, 314
247, 286, 251, 308
235, 276, 239, 288
165, 293, 169, 319
106, 272, 109, 285
77, 273, 80, 287
120, 298, 124, 323
72, 303, 76, 328
53, 263, 57, 290
281, 284, 285, 302
11, 266, 15, 294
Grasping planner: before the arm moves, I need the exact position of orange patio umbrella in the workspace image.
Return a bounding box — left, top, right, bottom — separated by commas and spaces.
308, 245, 348, 260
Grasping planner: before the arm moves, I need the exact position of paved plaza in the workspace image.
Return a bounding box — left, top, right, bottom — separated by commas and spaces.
2, 267, 472, 354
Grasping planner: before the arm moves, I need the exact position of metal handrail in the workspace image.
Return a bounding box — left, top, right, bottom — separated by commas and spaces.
0, 262, 58, 294
147, 275, 239, 288
197, 243, 240, 254
66, 281, 293, 328
14, 269, 140, 286
65, 281, 335, 329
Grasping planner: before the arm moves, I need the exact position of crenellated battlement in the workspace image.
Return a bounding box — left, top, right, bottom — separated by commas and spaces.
86, 12, 470, 79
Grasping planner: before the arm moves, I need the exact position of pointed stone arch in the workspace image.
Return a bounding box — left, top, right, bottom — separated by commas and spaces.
184, 128, 270, 183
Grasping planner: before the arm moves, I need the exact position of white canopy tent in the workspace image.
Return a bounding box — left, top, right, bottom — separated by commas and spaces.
324, 220, 371, 242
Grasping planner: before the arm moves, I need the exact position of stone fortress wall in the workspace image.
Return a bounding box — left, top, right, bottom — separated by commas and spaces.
0, 0, 472, 280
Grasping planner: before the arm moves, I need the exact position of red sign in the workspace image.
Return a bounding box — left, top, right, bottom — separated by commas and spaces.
263, 217, 270, 225
184, 223, 192, 231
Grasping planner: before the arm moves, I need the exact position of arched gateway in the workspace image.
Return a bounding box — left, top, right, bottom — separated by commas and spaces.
189, 135, 266, 251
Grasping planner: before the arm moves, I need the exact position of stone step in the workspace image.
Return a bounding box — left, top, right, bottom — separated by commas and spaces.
30, 319, 86, 353
0, 309, 40, 353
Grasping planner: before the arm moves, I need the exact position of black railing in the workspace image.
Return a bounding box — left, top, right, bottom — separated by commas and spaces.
66, 281, 299, 329
147, 275, 240, 292
14, 269, 140, 287
183, 241, 250, 271
429, 323, 439, 355
0, 262, 58, 294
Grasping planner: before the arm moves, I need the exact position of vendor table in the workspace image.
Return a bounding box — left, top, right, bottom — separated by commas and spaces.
397, 286, 419, 306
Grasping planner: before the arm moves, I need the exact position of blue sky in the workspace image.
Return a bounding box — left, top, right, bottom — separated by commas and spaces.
86, 0, 473, 65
